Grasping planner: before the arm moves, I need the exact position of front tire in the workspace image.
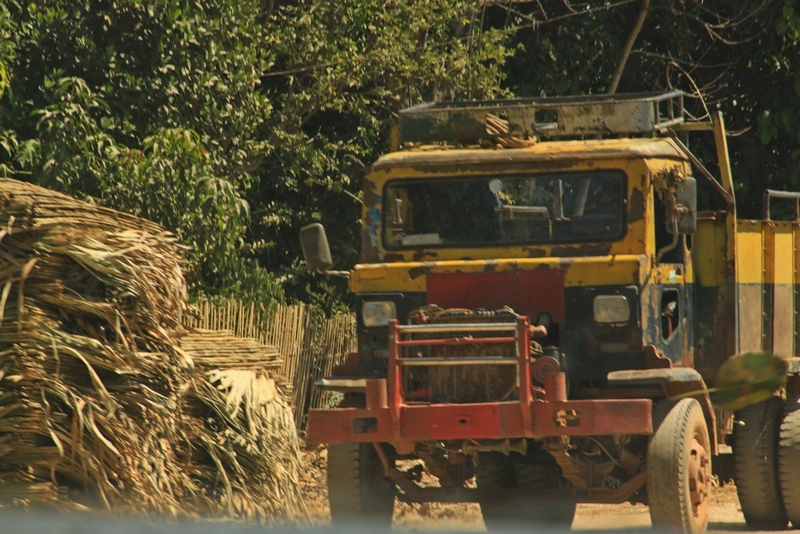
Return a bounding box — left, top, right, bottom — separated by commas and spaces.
476, 450, 575, 530
513, 459, 576, 525
327, 443, 395, 527
734, 397, 788, 529
476, 452, 516, 531
647, 398, 712, 534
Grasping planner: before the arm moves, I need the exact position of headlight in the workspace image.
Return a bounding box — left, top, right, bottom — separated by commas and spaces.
593, 295, 630, 323
362, 301, 397, 327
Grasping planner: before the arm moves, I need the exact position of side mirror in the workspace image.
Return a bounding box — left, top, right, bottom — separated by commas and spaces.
669, 176, 697, 235
300, 223, 333, 273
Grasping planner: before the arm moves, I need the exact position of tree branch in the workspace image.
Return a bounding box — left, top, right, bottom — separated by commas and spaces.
608, 0, 650, 95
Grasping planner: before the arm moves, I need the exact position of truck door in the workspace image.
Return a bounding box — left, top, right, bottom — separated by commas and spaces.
648, 197, 694, 366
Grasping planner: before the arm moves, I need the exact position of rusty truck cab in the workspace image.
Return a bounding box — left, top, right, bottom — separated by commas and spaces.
352, 136, 696, 389
303, 92, 732, 534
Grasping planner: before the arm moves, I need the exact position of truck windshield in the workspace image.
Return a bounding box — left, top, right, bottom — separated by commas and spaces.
383, 171, 626, 248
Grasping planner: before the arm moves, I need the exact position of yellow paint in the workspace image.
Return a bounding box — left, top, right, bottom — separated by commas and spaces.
736, 221, 764, 285
364, 139, 689, 264
694, 218, 727, 287
795, 225, 800, 285
350, 255, 646, 293
773, 223, 794, 285
684, 251, 694, 285
374, 137, 684, 167
648, 264, 685, 286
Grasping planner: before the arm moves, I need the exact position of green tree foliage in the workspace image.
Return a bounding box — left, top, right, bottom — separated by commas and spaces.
2, 0, 800, 307
0, 0, 275, 299
253, 0, 510, 302
0, 0, 509, 306
496, 0, 800, 217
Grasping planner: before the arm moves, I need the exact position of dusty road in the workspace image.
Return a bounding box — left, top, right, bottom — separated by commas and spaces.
300, 445, 751, 532
394, 484, 747, 532
0, 451, 752, 534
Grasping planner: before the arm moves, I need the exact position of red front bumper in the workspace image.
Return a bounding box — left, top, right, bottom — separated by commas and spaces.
307, 317, 653, 445
306, 398, 652, 444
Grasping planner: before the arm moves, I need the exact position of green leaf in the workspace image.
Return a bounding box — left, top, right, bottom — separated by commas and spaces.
713, 352, 788, 411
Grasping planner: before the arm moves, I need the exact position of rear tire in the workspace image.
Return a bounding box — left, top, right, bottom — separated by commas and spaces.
327, 443, 395, 528
647, 398, 711, 534
779, 395, 800, 527
734, 397, 788, 529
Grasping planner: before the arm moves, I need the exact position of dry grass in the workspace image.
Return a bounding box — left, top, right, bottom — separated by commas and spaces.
0, 179, 304, 521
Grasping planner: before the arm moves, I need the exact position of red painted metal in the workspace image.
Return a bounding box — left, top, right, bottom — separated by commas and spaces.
306, 398, 653, 443
307, 407, 392, 443
531, 399, 652, 436
397, 336, 516, 347
544, 372, 567, 402
306, 315, 654, 445
388, 320, 402, 438
426, 270, 566, 322
517, 317, 534, 437
366, 379, 388, 409
402, 402, 522, 441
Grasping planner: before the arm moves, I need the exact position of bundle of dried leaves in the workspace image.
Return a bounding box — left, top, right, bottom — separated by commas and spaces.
0, 179, 304, 521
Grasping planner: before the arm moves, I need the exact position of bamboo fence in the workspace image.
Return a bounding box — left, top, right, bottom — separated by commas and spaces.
189, 301, 356, 429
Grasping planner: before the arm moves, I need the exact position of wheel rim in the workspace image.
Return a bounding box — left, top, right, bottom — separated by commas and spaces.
688, 433, 710, 523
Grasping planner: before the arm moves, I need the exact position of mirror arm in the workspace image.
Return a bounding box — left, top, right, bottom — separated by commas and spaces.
667, 130, 734, 207
656, 220, 680, 264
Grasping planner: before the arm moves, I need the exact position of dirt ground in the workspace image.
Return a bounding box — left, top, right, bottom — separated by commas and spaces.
298, 443, 746, 531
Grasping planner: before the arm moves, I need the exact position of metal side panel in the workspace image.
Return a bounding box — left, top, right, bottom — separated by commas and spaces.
771, 222, 795, 357
693, 213, 736, 381
736, 220, 764, 353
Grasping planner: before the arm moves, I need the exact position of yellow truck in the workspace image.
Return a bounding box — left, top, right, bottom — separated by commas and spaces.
300, 91, 800, 533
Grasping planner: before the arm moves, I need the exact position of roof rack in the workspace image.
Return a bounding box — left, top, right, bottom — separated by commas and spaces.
398, 90, 684, 144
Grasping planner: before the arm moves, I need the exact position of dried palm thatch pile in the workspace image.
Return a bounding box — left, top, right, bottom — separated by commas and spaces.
0, 178, 304, 521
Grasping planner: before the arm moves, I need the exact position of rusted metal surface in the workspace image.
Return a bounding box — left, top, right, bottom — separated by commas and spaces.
305, 398, 653, 444
398, 91, 684, 143
768, 222, 795, 357
532, 355, 561, 383
397, 336, 516, 347
606, 367, 703, 385
607, 368, 717, 454
643, 345, 672, 369
543, 372, 567, 402
366, 379, 388, 409
628, 188, 646, 223
728, 219, 800, 360
761, 221, 774, 355
307, 315, 653, 444
350, 255, 646, 293
372, 137, 686, 170
693, 213, 736, 382
738, 284, 765, 352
